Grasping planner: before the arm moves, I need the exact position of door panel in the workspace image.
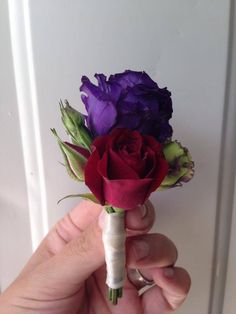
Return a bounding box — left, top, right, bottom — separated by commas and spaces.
1, 1, 234, 313
0, 0, 32, 290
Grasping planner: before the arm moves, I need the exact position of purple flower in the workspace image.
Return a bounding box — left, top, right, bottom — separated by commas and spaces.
80, 70, 173, 142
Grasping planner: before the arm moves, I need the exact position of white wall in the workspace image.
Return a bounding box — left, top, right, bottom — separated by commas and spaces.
223, 185, 236, 314
0, 0, 32, 290
1, 1, 235, 313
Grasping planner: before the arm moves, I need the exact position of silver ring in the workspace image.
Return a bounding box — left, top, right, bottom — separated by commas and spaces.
127, 268, 154, 290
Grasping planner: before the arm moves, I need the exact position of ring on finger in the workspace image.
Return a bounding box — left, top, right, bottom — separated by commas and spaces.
127, 268, 155, 290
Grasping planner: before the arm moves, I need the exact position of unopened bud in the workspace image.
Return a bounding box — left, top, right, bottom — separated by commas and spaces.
60, 100, 92, 151
51, 128, 90, 181
159, 140, 194, 190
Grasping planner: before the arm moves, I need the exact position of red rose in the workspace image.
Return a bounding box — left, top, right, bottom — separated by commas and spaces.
84, 128, 168, 210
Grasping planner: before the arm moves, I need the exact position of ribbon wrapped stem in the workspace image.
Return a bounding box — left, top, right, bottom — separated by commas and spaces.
102, 207, 126, 304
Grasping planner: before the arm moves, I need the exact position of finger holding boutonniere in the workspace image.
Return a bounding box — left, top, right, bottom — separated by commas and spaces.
125, 233, 190, 312
98, 201, 155, 237
126, 233, 178, 276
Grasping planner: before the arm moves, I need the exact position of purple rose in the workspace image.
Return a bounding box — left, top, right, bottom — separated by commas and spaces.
80, 70, 173, 142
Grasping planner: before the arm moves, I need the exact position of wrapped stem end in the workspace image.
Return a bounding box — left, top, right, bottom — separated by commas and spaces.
108, 287, 123, 305
103, 207, 125, 305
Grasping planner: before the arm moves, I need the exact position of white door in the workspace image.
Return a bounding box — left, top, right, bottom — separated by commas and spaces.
1, 1, 236, 313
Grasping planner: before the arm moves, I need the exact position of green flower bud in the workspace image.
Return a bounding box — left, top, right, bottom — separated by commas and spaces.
159, 140, 194, 190
51, 128, 89, 181
60, 100, 92, 151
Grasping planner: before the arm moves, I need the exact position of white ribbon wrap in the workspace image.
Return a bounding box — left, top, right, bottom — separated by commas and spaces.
102, 212, 126, 289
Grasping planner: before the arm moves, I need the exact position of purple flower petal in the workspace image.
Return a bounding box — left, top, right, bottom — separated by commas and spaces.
95, 73, 122, 102
80, 75, 117, 135
87, 99, 117, 136
80, 70, 173, 142
109, 70, 157, 89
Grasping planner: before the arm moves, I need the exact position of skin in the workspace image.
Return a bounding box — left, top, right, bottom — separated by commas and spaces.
0, 200, 191, 314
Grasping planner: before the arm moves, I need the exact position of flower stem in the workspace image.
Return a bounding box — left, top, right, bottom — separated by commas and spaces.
108, 288, 123, 305
104, 206, 125, 305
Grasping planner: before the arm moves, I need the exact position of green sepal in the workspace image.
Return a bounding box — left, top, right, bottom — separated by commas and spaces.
51, 128, 87, 181
112, 206, 125, 214
104, 205, 124, 214
77, 193, 100, 203
57, 193, 100, 204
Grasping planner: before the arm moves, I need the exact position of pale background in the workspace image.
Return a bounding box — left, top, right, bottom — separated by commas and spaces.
1, 1, 236, 314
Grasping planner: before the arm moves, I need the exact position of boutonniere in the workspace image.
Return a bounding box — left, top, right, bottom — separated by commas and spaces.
52, 70, 194, 304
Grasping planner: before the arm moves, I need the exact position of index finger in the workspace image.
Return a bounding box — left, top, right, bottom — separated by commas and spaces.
21, 200, 155, 274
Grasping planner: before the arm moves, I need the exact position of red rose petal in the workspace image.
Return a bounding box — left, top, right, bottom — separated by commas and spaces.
92, 135, 110, 155
147, 156, 169, 193
144, 135, 163, 152
84, 128, 169, 210
107, 149, 139, 180
109, 128, 130, 139
144, 149, 156, 178
118, 142, 147, 175
97, 151, 109, 178
65, 142, 90, 159
84, 149, 105, 205
103, 177, 153, 210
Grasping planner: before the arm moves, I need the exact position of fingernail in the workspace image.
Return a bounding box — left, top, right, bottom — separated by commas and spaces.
139, 204, 148, 219
133, 240, 150, 260
163, 267, 174, 278
98, 210, 106, 229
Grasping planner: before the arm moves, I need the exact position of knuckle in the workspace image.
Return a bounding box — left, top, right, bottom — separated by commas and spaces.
154, 234, 178, 265
182, 269, 192, 294
144, 201, 156, 226
78, 236, 89, 255
66, 222, 102, 257
55, 218, 71, 242
145, 200, 155, 217
175, 267, 192, 296
164, 269, 191, 311
169, 240, 178, 264
126, 201, 155, 235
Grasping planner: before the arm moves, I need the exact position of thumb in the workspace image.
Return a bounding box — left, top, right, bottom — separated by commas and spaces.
142, 267, 191, 312
22, 220, 105, 298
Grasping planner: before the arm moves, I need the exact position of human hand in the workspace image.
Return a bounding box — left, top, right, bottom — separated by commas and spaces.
0, 201, 191, 314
